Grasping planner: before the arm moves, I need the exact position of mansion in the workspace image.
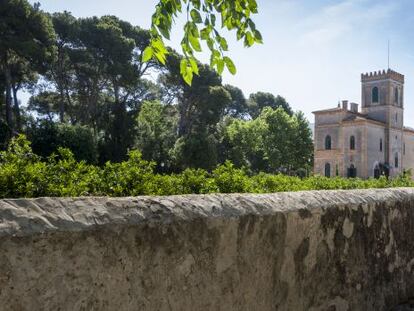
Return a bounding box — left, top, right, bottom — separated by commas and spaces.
313, 69, 414, 178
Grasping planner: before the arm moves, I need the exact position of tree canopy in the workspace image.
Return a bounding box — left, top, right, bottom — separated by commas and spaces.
145, 0, 262, 84
0, 0, 313, 178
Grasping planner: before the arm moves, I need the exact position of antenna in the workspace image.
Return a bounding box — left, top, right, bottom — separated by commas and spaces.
388, 40, 390, 69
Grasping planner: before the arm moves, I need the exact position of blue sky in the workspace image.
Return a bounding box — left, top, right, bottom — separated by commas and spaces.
29, 0, 414, 125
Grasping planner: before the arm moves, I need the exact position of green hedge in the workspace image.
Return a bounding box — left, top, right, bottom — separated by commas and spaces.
0, 135, 412, 199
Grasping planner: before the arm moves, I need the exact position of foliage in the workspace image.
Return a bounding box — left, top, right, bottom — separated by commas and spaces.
135, 100, 178, 172
0, 1, 313, 175
0, 0, 55, 133
26, 120, 98, 163
0, 136, 412, 199
221, 107, 313, 173
146, 0, 262, 84
248, 92, 293, 118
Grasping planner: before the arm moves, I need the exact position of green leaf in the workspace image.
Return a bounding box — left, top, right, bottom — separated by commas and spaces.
189, 57, 199, 75
244, 31, 255, 47
180, 58, 188, 76
210, 14, 216, 26
180, 58, 194, 85
189, 35, 202, 52
224, 56, 236, 74
151, 38, 168, 64
200, 27, 210, 40
253, 30, 263, 43
183, 66, 193, 85
219, 37, 228, 51
142, 46, 153, 62
216, 58, 224, 75
190, 9, 202, 23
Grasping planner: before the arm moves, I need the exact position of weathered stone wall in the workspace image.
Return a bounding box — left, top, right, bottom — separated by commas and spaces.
1, 189, 414, 310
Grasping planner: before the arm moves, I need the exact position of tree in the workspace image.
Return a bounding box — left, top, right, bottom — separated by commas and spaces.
160, 51, 231, 169
135, 100, 178, 172
37, 14, 160, 162
48, 11, 79, 122
248, 92, 293, 119
0, 0, 55, 134
223, 84, 248, 118
146, 0, 262, 84
221, 107, 312, 173
259, 107, 296, 172
26, 120, 97, 163
291, 111, 313, 172
27, 91, 60, 121
160, 51, 230, 137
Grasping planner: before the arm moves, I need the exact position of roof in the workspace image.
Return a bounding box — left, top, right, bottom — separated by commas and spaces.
341, 112, 385, 126
404, 126, 414, 133
312, 107, 342, 114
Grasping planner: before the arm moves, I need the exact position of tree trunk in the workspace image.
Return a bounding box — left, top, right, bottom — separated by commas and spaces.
11, 84, 21, 131
178, 100, 190, 137
59, 87, 65, 122
111, 83, 129, 162
3, 53, 14, 134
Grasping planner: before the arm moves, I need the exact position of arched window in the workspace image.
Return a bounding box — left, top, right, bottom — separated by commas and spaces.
325, 163, 331, 177
395, 153, 399, 168
372, 86, 379, 103
379, 138, 383, 152
325, 135, 331, 150
350, 136, 355, 150
347, 164, 357, 178
395, 87, 399, 104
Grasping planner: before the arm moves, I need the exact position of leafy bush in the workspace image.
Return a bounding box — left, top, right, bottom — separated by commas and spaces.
26, 121, 98, 163
0, 135, 413, 199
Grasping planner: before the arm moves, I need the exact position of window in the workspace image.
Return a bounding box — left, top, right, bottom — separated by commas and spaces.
325, 163, 331, 177
404, 143, 406, 155
325, 135, 331, 150
347, 164, 357, 178
395, 113, 398, 123
335, 164, 339, 176
395, 153, 399, 168
395, 87, 399, 104
372, 86, 379, 103
350, 136, 355, 150
374, 164, 380, 179
380, 138, 383, 152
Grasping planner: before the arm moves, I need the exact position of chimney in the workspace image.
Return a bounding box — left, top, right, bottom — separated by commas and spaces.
350, 103, 358, 113
342, 100, 348, 110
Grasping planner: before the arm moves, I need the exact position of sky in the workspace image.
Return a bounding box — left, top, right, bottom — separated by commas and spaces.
28, 0, 414, 125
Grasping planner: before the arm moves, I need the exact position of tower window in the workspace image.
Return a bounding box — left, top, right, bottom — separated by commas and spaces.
325, 135, 331, 150
395, 113, 398, 122
404, 143, 406, 155
325, 163, 331, 178
395, 153, 399, 168
372, 86, 379, 103
380, 138, 383, 152
395, 87, 399, 104
350, 136, 355, 150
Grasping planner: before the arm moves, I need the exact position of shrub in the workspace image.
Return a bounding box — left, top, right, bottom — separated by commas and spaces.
0, 136, 413, 199
26, 120, 98, 163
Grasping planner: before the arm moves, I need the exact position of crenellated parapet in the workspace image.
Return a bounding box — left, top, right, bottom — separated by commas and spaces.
361, 69, 404, 83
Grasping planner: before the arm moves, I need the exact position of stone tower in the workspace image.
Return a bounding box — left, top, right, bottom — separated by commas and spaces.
361, 69, 405, 171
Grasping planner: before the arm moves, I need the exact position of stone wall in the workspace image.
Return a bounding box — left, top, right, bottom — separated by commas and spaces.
1, 189, 414, 310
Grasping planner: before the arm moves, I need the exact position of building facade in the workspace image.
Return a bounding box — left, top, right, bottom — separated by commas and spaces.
313, 69, 414, 178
